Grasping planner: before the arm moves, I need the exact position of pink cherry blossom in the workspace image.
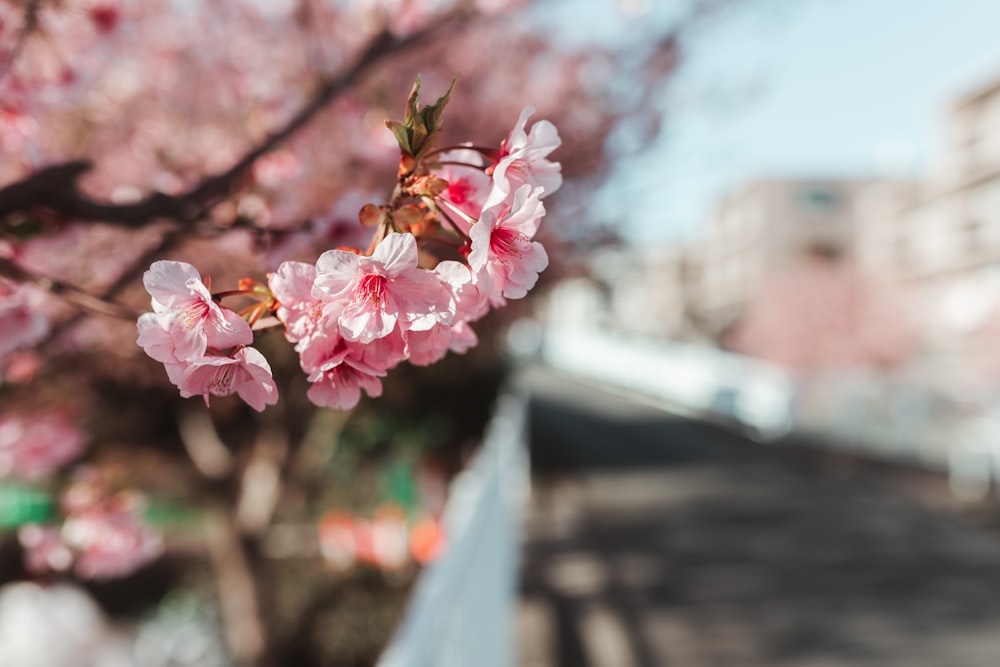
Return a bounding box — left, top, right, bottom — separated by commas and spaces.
18, 524, 74, 574
469, 184, 548, 306
165, 346, 278, 412
313, 232, 451, 344
0, 279, 49, 364
137, 260, 253, 363
306, 359, 385, 410
485, 106, 562, 208
406, 260, 483, 365
0, 412, 87, 481
300, 328, 407, 409
268, 260, 326, 344
61, 501, 163, 580
405, 325, 453, 366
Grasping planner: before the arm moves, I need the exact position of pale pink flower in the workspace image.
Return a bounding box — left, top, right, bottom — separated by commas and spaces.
470, 184, 548, 306
269, 260, 326, 344
307, 357, 385, 410
165, 347, 278, 412
406, 324, 472, 366
301, 328, 406, 410
406, 261, 483, 365
18, 524, 74, 574
271, 256, 412, 407
0, 412, 87, 481
485, 106, 562, 208
300, 325, 404, 375
0, 279, 49, 363
313, 233, 451, 344
137, 260, 252, 363
62, 502, 163, 580
449, 320, 479, 353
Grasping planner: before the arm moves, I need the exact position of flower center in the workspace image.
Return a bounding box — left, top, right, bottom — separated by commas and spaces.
182, 300, 210, 330
490, 226, 525, 258
208, 363, 238, 396
358, 273, 388, 306
447, 178, 474, 205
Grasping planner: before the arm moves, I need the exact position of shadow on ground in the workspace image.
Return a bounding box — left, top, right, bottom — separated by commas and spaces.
519, 369, 1000, 667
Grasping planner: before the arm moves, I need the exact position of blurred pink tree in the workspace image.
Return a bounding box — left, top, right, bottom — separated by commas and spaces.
725, 254, 917, 372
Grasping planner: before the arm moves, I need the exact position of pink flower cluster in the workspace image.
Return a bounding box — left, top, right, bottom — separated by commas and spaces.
0, 412, 87, 482
137, 261, 278, 411
137, 104, 560, 412
18, 474, 163, 581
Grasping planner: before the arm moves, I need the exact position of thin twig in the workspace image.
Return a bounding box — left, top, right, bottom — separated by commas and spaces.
0, 257, 140, 320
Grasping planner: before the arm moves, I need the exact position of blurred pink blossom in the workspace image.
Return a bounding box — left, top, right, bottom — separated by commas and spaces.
18, 525, 74, 575
0, 412, 87, 481
0, 280, 49, 365
61, 499, 163, 580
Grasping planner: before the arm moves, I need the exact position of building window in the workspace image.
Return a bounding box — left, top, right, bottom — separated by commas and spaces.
796, 187, 840, 215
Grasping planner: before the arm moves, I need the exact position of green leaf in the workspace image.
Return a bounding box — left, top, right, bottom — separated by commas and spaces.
388, 75, 460, 170
403, 75, 422, 128
421, 75, 458, 137
385, 120, 412, 155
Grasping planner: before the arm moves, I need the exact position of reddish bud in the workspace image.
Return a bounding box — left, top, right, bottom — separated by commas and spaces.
405, 175, 449, 198
392, 204, 425, 231
90, 5, 121, 34
359, 203, 385, 228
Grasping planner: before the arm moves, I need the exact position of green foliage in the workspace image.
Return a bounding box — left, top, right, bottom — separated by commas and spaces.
385, 75, 458, 175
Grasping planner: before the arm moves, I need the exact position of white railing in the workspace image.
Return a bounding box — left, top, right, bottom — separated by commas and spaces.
376, 390, 529, 667
542, 327, 796, 440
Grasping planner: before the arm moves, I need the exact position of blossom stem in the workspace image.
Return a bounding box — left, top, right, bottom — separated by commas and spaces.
431, 197, 474, 242
0, 257, 139, 320
213, 289, 259, 301
239, 302, 271, 327
424, 144, 498, 161
431, 160, 488, 171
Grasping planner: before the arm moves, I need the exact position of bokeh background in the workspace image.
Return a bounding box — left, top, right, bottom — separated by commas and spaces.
6, 0, 1000, 666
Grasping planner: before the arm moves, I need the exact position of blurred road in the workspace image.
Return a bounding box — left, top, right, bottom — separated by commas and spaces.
517, 366, 1000, 667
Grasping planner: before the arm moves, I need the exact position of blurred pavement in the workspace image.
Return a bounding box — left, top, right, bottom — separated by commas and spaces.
517, 366, 1000, 667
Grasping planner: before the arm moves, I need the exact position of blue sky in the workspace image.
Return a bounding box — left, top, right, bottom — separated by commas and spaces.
567, 0, 1000, 243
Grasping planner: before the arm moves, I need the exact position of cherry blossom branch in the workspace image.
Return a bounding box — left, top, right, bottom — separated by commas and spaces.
0, 257, 140, 320
10, 10, 474, 360
0, 12, 470, 227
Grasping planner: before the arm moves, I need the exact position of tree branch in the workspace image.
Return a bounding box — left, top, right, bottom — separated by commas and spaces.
0, 257, 140, 320
0, 14, 468, 227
